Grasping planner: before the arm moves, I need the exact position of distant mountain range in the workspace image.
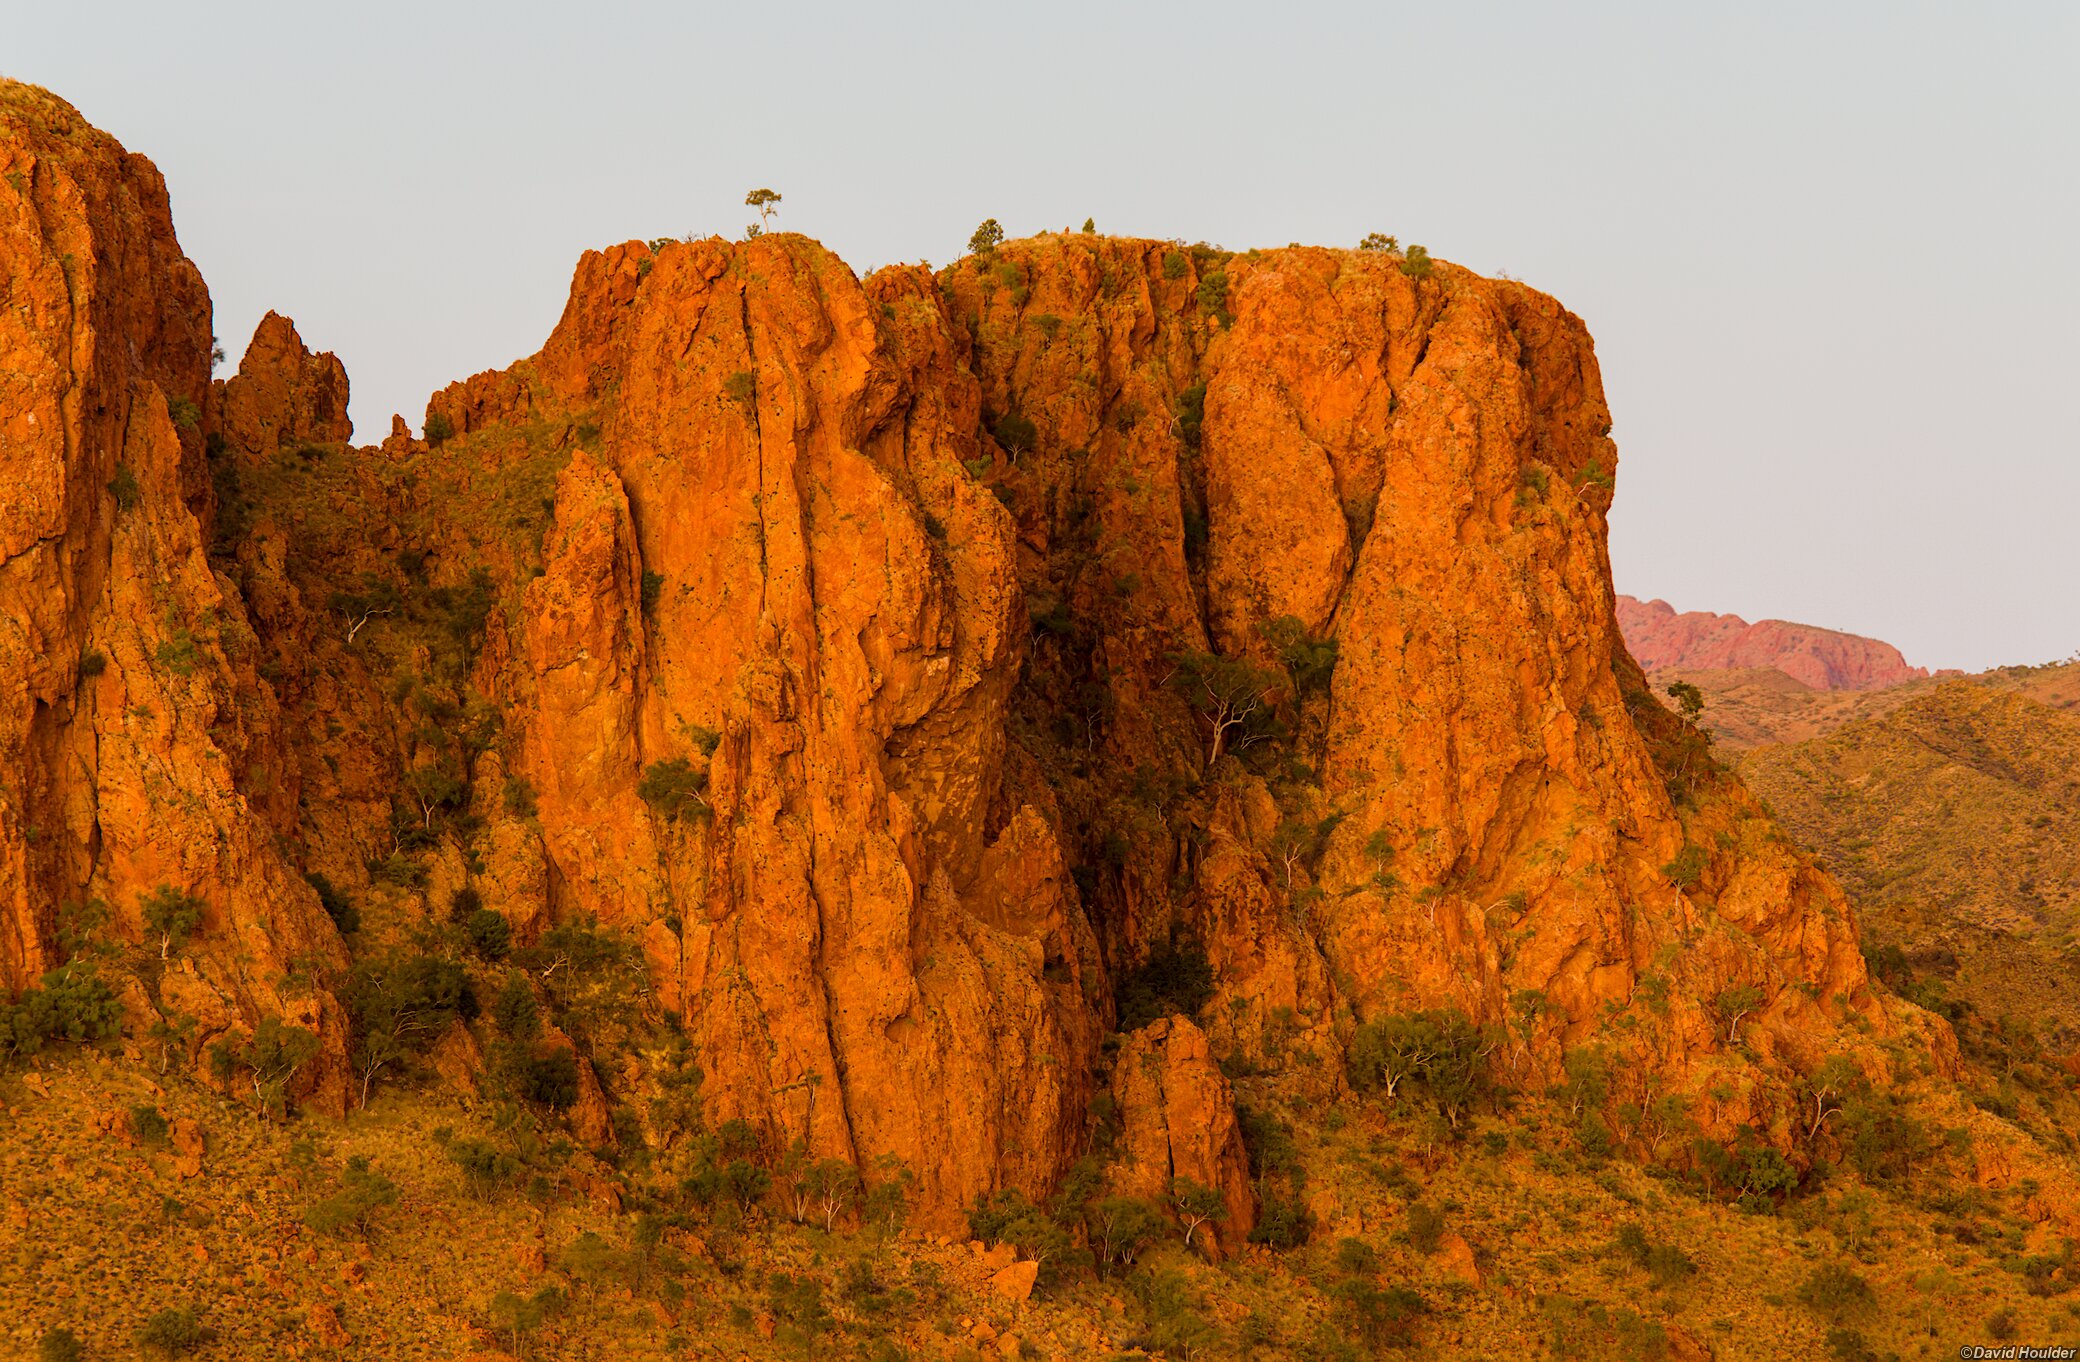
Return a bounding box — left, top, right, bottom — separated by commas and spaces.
1616, 594, 1942, 691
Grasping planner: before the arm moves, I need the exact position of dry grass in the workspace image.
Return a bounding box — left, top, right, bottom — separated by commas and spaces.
6, 1043, 2077, 1361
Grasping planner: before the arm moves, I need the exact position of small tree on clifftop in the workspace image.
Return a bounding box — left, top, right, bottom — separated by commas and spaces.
969, 218, 1005, 255
745, 188, 782, 225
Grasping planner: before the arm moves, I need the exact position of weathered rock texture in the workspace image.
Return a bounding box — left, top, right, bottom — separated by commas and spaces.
0, 83, 349, 1107
1618, 594, 1931, 691
1108, 1017, 1255, 1246
0, 81, 1950, 1221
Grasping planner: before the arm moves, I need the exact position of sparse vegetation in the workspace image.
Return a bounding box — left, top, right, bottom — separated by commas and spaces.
637, 757, 709, 821
139, 884, 205, 959
1167, 649, 1286, 765
107, 463, 141, 511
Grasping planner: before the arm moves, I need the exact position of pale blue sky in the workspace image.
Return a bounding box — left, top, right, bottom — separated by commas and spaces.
6, 1, 2074, 671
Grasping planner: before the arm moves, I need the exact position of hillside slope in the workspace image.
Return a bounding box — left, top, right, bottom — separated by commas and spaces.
1737, 665, 2080, 1039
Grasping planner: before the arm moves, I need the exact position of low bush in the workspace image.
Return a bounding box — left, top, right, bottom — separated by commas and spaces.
1115, 938, 1214, 1032
37, 1329, 84, 1362
519, 1049, 580, 1110
304, 1154, 400, 1236
464, 908, 512, 960
107, 464, 142, 511
0, 962, 121, 1062
1798, 1262, 1875, 1322
137, 1306, 211, 1355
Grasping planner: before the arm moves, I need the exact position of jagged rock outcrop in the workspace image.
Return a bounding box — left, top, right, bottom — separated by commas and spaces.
1, 80, 1951, 1218
216, 310, 352, 461
1108, 1017, 1256, 1248
414, 237, 1108, 1217
1618, 594, 1931, 691
0, 83, 349, 1108
939, 235, 1935, 1138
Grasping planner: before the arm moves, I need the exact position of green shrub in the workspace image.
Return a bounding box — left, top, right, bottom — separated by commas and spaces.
1614, 1222, 1696, 1286
448, 885, 484, 923
723, 370, 755, 412
638, 757, 709, 822
520, 1049, 580, 1109
1248, 1191, 1314, 1249
1404, 1200, 1445, 1254
1088, 1194, 1168, 1270
1359, 232, 1399, 252
366, 852, 429, 889
1400, 245, 1433, 279
990, 410, 1037, 456
1340, 1279, 1427, 1348
1166, 649, 1287, 764
211, 1016, 320, 1121
444, 1136, 521, 1196
969, 218, 1004, 254
153, 628, 201, 677
344, 953, 473, 1105
303, 1154, 400, 1236
131, 1103, 171, 1146
1336, 1236, 1379, 1275
1837, 1090, 1938, 1184
0, 962, 121, 1062
424, 412, 454, 445
137, 1306, 210, 1355
503, 776, 538, 819
1174, 380, 1207, 450
489, 1286, 566, 1353
1115, 938, 1214, 1032
1826, 1328, 1878, 1362
1349, 1009, 1494, 1127
464, 908, 512, 961
493, 973, 540, 1039
1259, 615, 1338, 694
1162, 250, 1189, 280
77, 649, 107, 680
1128, 1268, 1223, 1355
107, 464, 142, 512
966, 1189, 1087, 1284
168, 396, 201, 430
1544, 1296, 1668, 1361
1797, 1262, 1874, 1322
306, 871, 359, 935
641, 569, 665, 615
37, 1328, 84, 1362
1663, 844, 1709, 890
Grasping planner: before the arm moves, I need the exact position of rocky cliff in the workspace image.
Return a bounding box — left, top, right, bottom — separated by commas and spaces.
1, 81, 1949, 1231
0, 83, 350, 1107
1617, 594, 1932, 691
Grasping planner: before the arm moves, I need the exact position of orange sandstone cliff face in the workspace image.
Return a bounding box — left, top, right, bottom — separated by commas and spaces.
0, 82, 1948, 1224
0, 85, 350, 1108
